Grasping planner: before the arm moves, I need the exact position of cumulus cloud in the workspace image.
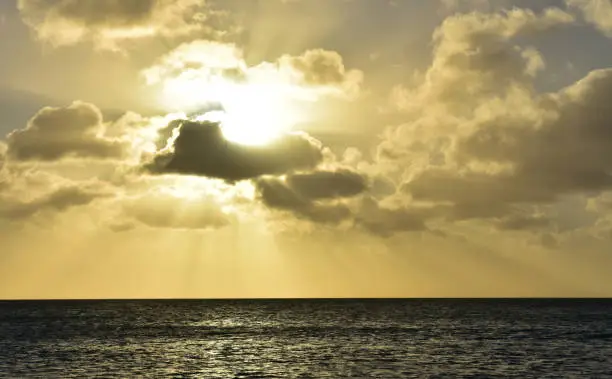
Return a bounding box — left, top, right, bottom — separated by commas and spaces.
255, 169, 368, 216
5, 3, 606, 243
379, 9, 574, 182
376, 7, 604, 232
145, 41, 361, 90
354, 196, 429, 236
18, 0, 219, 50
255, 171, 435, 235
286, 169, 368, 200
143, 41, 363, 111
146, 119, 323, 182
255, 176, 352, 224
403, 67, 612, 215
567, 0, 612, 37
360, 4, 612, 247
388, 7, 573, 118
121, 191, 233, 230
277, 49, 363, 95
0, 182, 111, 221
6, 101, 128, 161
142, 40, 246, 86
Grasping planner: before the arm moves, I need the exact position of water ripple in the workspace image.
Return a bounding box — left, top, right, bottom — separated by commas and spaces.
1, 299, 611, 378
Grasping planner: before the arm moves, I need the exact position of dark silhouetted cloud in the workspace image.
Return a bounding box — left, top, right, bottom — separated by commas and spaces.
256, 176, 352, 224
255, 173, 433, 234
254, 168, 369, 224
147, 120, 324, 181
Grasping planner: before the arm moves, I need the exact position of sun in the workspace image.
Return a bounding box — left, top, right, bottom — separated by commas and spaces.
198, 82, 301, 146
160, 75, 306, 146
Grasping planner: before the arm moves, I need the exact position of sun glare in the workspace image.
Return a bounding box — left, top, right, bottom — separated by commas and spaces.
161, 75, 306, 146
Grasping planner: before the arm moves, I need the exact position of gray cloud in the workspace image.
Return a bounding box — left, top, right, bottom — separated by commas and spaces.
369, 176, 397, 199
286, 169, 368, 200
6, 101, 127, 161
0, 183, 110, 220
0, 141, 6, 166
146, 120, 324, 182
403, 72, 612, 224
406, 170, 553, 206
34, 0, 156, 26
439, 0, 512, 14
435, 69, 612, 205
0, 154, 9, 191
354, 197, 429, 236
18, 0, 216, 50
495, 214, 551, 231
255, 175, 354, 225
256, 173, 432, 235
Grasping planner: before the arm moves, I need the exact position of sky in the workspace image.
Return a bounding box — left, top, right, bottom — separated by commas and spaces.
1, 0, 612, 299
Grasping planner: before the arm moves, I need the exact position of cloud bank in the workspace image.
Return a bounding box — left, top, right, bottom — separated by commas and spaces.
5, 2, 612, 247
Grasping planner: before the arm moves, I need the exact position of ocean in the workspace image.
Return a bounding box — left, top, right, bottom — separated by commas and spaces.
1, 299, 611, 378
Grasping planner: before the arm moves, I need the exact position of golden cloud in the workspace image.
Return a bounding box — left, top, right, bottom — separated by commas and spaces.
18, 0, 223, 51
6, 101, 129, 161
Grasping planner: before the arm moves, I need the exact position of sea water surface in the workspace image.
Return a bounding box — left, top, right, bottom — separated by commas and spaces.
1, 299, 611, 378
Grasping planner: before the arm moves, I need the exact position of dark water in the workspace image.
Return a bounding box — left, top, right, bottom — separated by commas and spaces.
1, 300, 611, 378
